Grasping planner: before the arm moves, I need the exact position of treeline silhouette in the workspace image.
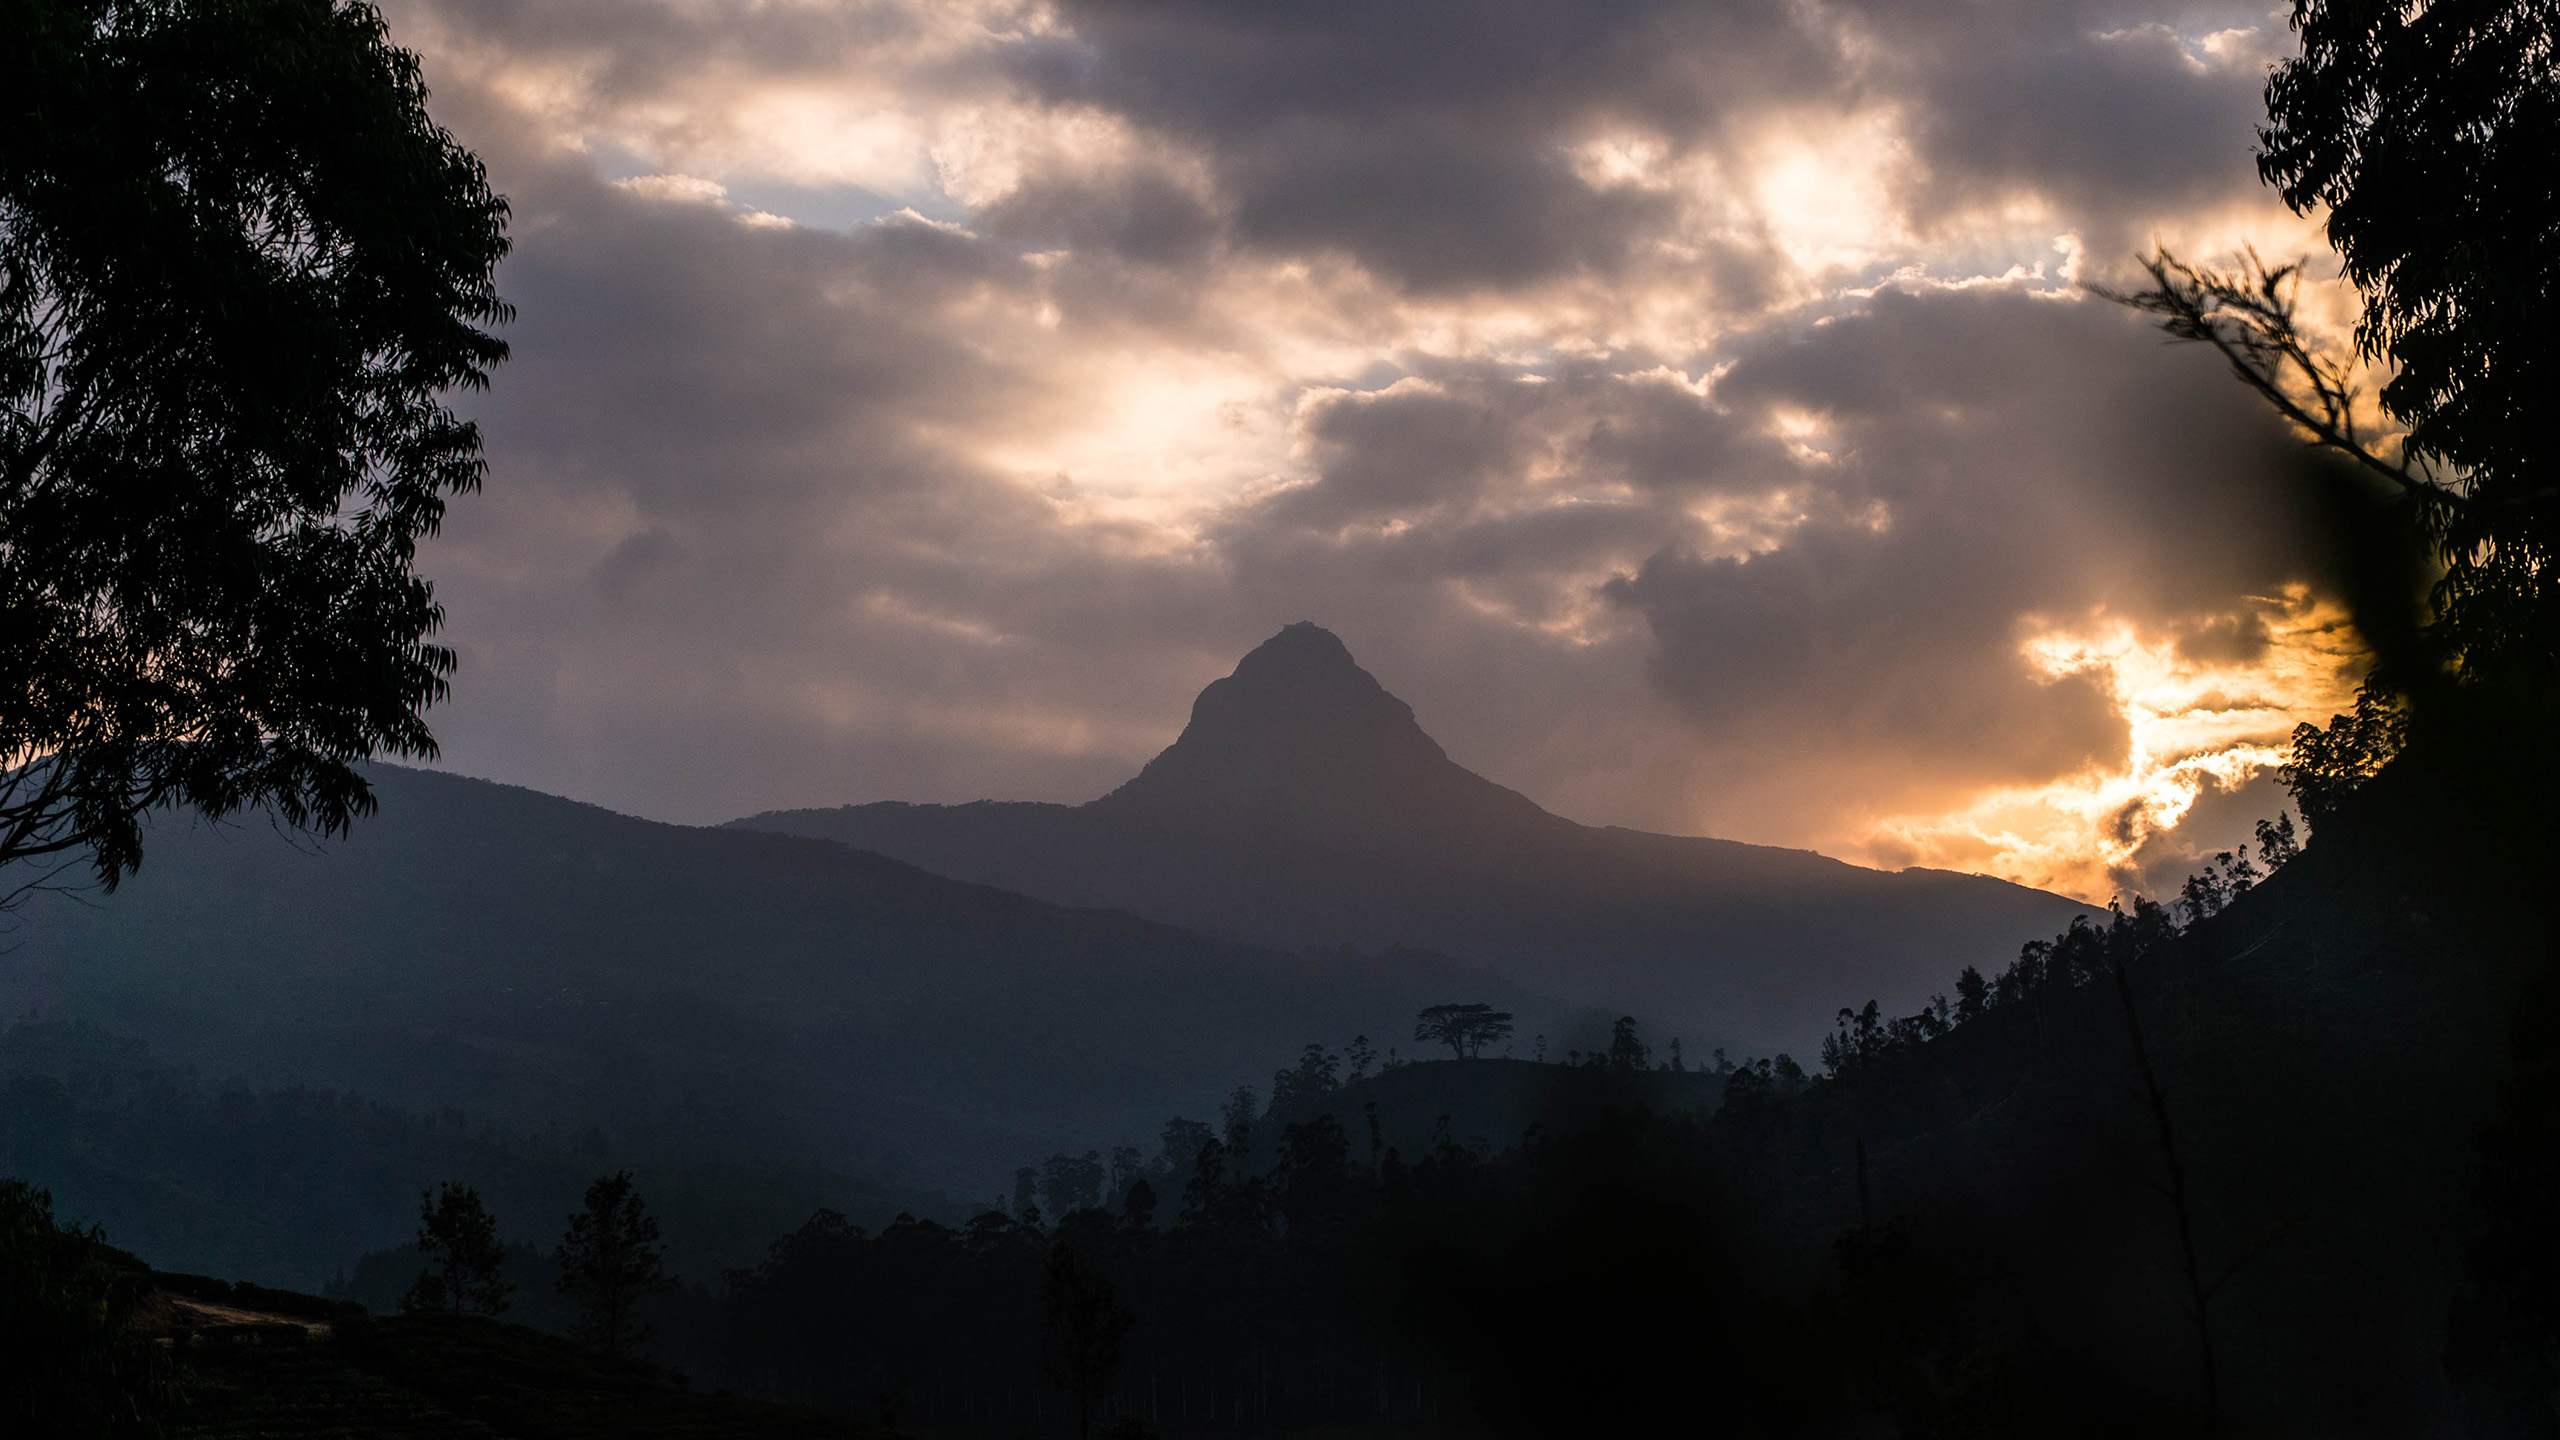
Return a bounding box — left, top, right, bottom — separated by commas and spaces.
596, 759, 2532, 1437
10, 701, 2543, 1438
0, 1019, 922, 1297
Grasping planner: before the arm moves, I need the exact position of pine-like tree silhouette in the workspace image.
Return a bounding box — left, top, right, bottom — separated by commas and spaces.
402, 1182, 510, 1316
555, 1171, 674, 1358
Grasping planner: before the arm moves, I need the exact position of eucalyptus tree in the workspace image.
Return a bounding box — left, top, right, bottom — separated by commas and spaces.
1, 0, 509, 902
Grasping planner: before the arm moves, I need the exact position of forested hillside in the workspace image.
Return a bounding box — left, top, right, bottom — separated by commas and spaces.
0, 1021, 923, 1294
651, 741, 2548, 1437
0, 764, 1583, 1213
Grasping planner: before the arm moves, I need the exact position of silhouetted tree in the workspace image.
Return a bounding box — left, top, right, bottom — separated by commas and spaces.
1346, 1034, 1376, 1079
2262, 0, 2560, 691
1042, 1150, 1107, 1217
1179, 1138, 1229, 1228
0, 0, 511, 903
2178, 850, 2261, 929
2113, 0, 2560, 709
2277, 687, 2412, 831
1158, 1117, 1214, 1172
1414, 1003, 1514, 1059
402, 1181, 509, 1316
1823, 1002, 1887, 1076
1276, 1115, 1353, 1237
2254, 812, 2301, 871
1607, 1016, 1650, 1070
1270, 1043, 1339, 1109
555, 1170, 674, 1359
1220, 1086, 1258, 1150
1954, 965, 1989, 1023
1042, 1242, 1133, 1440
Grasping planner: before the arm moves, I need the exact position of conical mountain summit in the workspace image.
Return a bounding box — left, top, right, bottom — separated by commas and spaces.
1091, 623, 1558, 844
731, 625, 2089, 1054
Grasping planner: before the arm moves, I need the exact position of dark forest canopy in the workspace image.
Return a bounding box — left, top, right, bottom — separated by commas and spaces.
588, 781, 2541, 1438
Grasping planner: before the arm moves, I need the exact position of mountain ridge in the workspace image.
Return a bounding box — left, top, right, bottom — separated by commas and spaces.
731, 624, 2093, 1053
1, 762, 1586, 1213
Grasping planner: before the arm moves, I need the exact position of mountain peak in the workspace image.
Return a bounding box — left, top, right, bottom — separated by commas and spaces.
1220, 623, 1423, 724
1092, 624, 1546, 839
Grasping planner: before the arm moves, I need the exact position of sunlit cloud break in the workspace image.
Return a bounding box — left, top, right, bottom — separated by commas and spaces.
1860, 589, 2366, 902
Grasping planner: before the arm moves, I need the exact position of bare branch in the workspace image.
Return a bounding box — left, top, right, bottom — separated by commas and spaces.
2092, 248, 2466, 522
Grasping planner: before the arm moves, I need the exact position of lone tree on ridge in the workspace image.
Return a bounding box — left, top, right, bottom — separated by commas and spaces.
1415, 1003, 1514, 1059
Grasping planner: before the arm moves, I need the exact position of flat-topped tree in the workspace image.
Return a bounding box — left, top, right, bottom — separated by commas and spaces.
1416, 1003, 1515, 1059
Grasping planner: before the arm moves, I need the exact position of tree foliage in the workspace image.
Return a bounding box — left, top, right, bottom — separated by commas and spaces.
2280, 687, 2411, 829
1413, 1003, 1513, 1060
2109, 0, 2558, 709
555, 1170, 674, 1359
403, 1180, 511, 1317
0, 0, 509, 899
2260, 0, 2560, 556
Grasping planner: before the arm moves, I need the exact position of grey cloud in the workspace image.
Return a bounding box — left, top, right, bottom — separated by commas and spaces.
385, 0, 2336, 894
1270, 360, 1787, 533
412, 90, 1263, 822
1014, 0, 1835, 292
1010, 0, 2276, 294
1280, 379, 1538, 525
393, 0, 2282, 299
1205, 283, 2314, 827
979, 168, 1223, 270
1852, 5, 2280, 257
1608, 283, 2312, 800
389, 0, 988, 111
1227, 125, 1675, 291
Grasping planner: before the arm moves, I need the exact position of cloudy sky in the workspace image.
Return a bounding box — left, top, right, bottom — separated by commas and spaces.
388, 0, 2372, 902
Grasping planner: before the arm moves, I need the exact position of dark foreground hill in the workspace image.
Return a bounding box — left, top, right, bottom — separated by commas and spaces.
0, 764, 1578, 1223
8, 741, 2541, 1439
732, 623, 2091, 1055
1260, 1054, 1727, 1164
166, 1308, 881, 1440
0, 1020, 928, 1294
676, 746, 2556, 1439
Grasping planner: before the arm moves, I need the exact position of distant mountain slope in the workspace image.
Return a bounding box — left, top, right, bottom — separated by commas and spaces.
0, 765, 1574, 1206
732, 623, 2092, 1054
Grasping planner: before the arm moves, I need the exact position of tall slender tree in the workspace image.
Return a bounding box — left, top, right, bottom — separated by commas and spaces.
403, 1182, 510, 1317
555, 1171, 674, 1359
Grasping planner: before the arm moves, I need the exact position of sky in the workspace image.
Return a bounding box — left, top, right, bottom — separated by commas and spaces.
386, 0, 2376, 903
